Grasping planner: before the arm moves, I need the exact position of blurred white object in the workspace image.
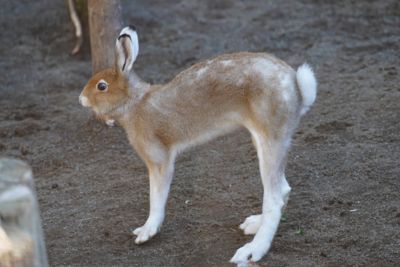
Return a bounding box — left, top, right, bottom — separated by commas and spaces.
0, 158, 48, 267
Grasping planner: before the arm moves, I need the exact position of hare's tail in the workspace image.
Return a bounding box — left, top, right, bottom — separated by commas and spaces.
296, 64, 317, 115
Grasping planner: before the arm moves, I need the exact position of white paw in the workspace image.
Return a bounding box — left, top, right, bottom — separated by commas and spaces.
132, 223, 160, 244
239, 214, 262, 235
230, 242, 268, 264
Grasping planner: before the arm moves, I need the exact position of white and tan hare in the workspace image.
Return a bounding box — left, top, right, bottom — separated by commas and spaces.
79, 26, 317, 264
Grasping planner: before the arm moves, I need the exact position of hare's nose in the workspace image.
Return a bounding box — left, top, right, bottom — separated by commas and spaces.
79, 95, 91, 107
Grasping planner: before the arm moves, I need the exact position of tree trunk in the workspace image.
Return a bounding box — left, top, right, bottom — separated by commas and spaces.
87, 0, 122, 74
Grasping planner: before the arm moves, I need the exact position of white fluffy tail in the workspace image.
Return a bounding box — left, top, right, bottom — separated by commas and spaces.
296, 63, 317, 115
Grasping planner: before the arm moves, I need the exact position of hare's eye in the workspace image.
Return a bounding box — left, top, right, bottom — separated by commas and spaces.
97, 82, 108, 91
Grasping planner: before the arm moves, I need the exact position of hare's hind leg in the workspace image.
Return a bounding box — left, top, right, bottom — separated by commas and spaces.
239, 134, 291, 236
239, 174, 290, 235
231, 128, 291, 263
239, 214, 262, 235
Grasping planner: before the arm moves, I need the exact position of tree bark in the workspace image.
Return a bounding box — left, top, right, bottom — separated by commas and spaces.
87, 0, 122, 74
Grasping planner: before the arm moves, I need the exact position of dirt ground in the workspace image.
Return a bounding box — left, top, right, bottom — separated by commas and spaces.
0, 0, 399, 266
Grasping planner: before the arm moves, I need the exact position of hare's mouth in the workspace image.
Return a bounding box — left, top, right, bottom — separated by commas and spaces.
79, 95, 91, 107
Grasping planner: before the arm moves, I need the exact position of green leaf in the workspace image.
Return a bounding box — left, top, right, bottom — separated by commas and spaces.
295, 228, 304, 236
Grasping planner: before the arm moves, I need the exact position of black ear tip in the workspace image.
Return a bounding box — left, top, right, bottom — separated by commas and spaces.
128, 25, 137, 32
118, 33, 132, 41
118, 25, 137, 40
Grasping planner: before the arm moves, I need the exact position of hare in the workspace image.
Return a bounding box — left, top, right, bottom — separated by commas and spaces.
79, 26, 317, 264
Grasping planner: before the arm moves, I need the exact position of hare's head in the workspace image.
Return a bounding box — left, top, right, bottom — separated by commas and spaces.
79, 26, 139, 116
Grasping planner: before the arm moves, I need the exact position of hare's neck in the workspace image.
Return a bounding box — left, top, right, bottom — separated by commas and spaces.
112, 78, 152, 127
129, 72, 151, 97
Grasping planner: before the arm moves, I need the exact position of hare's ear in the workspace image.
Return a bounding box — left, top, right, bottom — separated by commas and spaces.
115, 26, 139, 76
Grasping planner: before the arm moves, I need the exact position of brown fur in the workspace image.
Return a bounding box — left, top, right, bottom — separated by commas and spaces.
81, 52, 300, 165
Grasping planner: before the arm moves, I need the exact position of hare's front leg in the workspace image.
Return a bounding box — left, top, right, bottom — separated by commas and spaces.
133, 151, 175, 244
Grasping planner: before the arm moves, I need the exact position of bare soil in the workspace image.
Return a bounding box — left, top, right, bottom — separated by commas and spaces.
0, 0, 399, 266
